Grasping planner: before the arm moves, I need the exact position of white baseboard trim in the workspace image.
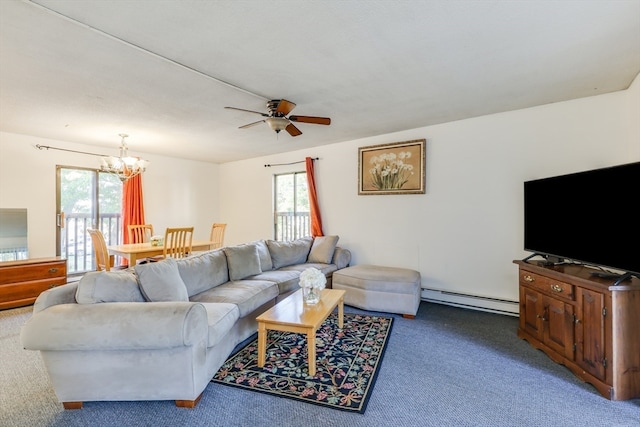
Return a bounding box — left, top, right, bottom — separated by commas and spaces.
421, 288, 519, 317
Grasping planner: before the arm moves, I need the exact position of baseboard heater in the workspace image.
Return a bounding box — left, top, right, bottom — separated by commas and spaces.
421, 288, 519, 317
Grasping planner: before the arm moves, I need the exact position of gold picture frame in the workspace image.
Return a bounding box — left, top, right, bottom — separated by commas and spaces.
358, 139, 426, 195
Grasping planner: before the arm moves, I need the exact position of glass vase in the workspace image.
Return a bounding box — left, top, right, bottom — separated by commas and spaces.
303, 286, 320, 305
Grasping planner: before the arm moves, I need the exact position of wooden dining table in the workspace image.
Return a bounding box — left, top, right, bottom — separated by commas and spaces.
107, 240, 216, 265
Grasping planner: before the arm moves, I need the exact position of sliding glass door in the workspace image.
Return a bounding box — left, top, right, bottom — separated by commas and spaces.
56, 166, 122, 275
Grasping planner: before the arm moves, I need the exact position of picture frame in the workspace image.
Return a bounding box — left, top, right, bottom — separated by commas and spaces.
358, 139, 426, 195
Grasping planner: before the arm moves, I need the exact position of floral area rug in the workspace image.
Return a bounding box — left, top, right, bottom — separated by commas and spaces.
211, 312, 393, 413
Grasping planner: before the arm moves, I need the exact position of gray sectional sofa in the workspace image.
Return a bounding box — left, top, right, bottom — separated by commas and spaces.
20, 236, 350, 409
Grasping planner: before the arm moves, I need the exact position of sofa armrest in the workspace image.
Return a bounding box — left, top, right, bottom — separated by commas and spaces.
21, 302, 208, 351
33, 282, 79, 314
332, 247, 351, 270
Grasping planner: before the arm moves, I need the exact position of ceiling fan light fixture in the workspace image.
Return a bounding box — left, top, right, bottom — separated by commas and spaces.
265, 117, 290, 133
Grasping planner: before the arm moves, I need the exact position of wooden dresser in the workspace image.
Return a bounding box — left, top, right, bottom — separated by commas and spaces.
0, 257, 67, 310
514, 260, 640, 400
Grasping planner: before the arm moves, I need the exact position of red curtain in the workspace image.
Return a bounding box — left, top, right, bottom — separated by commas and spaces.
306, 157, 324, 237
122, 174, 145, 245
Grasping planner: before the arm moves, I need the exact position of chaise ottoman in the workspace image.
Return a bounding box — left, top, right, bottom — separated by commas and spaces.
332, 265, 421, 318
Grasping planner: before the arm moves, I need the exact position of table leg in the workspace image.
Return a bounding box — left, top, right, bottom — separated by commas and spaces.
307, 329, 316, 376
338, 296, 344, 329
257, 322, 266, 368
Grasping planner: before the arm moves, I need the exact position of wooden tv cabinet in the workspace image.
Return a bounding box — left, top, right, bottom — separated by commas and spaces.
0, 257, 67, 310
514, 260, 640, 400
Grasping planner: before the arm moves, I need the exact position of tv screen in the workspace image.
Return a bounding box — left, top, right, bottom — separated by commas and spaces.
524, 162, 640, 276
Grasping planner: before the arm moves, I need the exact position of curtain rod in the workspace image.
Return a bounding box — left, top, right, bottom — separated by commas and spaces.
35, 144, 109, 157
264, 157, 319, 167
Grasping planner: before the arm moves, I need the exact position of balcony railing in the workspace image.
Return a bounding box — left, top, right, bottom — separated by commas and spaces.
275, 211, 310, 241
63, 212, 307, 273
63, 213, 122, 274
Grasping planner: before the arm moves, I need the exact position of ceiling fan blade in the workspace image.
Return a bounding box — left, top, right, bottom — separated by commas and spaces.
275, 99, 296, 115
225, 106, 268, 117
288, 115, 331, 125
239, 120, 265, 129
285, 123, 302, 137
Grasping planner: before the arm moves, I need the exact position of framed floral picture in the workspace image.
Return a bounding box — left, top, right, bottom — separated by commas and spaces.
358, 139, 426, 195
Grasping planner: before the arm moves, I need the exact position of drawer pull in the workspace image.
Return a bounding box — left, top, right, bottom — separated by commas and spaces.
48, 268, 58, 273
550, 284, 563, 293
524, 275, 535, 282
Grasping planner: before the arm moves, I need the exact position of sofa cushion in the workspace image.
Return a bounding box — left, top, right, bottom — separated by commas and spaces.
76, 271, 145, 304
135, 258, 189, 302
190, 280, 278, 317
266, 237, 313, 269
224, 243, 262, 281
176, 249, 229, 297
307, 235, 339, 264
248, 269, 301, 294
199, 302, 240, 348
280, 262, 338, 277
250, 239, 273, 272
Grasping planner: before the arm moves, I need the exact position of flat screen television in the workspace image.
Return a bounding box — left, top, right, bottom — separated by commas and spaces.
523, 161, 640, 282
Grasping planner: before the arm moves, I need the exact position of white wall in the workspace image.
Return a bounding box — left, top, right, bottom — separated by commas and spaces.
220, 72, 640, 311
0, 133, 221, 258
1, 73, 638, 312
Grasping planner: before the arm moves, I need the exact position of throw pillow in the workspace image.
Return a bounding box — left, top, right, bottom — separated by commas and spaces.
307, 235, 340, 264
224, 243, 262, 281
249, 239, 273, 271
134, 258, 189, 302
266, 236, 313, 269
76, 271, 145, 304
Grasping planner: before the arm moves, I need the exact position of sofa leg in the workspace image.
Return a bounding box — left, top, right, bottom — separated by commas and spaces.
402, 314, 415, 319
175, 392, 203, 408
62, 401, 83, 410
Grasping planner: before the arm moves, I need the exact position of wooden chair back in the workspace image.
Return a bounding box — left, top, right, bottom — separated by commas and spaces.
163, 227, 194, 259
209, 223, 227, 249
128, 224, 154, 243
87, 228, 114, 271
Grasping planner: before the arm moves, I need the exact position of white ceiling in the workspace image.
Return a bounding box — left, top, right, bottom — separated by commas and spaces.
1, 0, 639, 163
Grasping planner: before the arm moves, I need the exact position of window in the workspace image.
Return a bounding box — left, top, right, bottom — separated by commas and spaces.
274, 172, 309, 240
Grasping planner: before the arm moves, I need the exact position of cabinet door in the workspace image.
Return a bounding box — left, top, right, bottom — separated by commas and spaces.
575, 287, 606, 381
520, 286, 543, 339
542, 295, 575, 359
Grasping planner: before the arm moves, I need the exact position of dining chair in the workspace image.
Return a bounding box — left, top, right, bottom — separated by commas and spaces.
162, 227, 194, 259
127, 224, 154, 244
209, 223, 227, 249
87, 228, 115, 271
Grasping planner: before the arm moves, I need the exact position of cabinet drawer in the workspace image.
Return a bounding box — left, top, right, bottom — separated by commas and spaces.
0, 277, 67, 306
520, 271, 574, 301
0, 262, 66, 284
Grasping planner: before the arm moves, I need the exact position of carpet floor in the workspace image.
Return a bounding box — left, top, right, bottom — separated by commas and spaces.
2, 302, 639, 426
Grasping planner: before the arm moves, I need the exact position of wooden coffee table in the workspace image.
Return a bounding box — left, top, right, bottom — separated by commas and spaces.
256, 288, 345, 376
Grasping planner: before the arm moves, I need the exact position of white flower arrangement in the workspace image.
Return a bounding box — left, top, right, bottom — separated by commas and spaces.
368, 151, 414, 190
299, 267, 326, 290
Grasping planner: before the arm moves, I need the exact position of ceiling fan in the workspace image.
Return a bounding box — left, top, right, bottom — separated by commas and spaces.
225, 99, 331, 137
